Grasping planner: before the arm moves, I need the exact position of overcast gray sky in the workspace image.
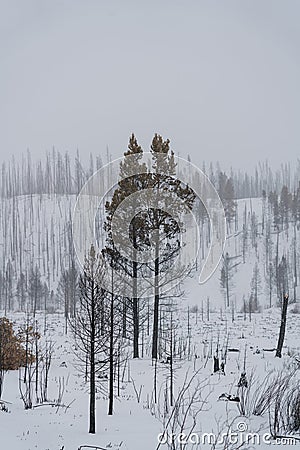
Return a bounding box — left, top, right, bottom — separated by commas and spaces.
1, 0, 299, 170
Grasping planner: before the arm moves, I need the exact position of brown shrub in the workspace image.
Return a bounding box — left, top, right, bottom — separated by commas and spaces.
0, 318, 37, 370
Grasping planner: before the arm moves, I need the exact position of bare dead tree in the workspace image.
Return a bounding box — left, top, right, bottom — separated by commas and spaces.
69, 245, 109, 434
275, 293, 289, 358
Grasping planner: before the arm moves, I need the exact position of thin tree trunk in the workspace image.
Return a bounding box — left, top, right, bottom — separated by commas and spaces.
122, 299, 127, 339
170, 312, 173, 406
226, 275, 229, 308
35, 321, 39, 403
294, 223, 297, 301
89, 285, 95, 434
154, 357, 157, 403
275, 231, 279, 296
132, 249, 139, 358
152, 240, 159, 360
108, 276, 114, 415
276, 293, 289, 358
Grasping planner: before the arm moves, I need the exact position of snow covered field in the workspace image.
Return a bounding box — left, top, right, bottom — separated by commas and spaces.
1, 193, 300, 449
1, 301, 300, 449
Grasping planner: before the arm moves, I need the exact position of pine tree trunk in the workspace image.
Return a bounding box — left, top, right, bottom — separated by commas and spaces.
108, 287, 114, 415
132, 257, 139, 358
226, 273, 230, 308
294, 224, 297, 301
122, 299, 127, 338
133, 297, 139, 358
132, 230, 139, 358
170, 313, 173, 406
213, 355, 220, 372
89, 296, 96, 434
275, 232, 279, 296
154, 357, 157, 403
276, 294, 289, 358
152, 241, 160, 360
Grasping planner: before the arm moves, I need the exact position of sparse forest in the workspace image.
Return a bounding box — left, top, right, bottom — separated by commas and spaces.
1, 141, 300, 449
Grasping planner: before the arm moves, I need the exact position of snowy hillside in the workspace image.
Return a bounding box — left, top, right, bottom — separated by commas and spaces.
1, 189, 300, 449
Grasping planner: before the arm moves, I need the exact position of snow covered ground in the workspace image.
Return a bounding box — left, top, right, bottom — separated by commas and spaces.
1, 196, 300, 449
1, 304, 300, 450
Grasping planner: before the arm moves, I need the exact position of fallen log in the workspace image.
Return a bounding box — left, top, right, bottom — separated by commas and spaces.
78, 446, 107, 450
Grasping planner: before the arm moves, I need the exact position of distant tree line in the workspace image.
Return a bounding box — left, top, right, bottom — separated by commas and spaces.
1, 149, 300, 199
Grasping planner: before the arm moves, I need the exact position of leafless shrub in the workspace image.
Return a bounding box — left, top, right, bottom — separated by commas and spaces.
155, 368, 213, 450
19, 364, 34, 409
211, 416, 254, 450
283, 385, 300, 433
237, 369, 256, 416
131, 377, 143, 403
251, 370, 290, 416
267, 370, 298, 438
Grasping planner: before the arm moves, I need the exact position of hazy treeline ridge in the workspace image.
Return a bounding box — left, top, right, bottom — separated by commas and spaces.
1, 149, 300, 198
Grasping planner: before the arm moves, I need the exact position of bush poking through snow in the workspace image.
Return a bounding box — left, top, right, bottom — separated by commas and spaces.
0, 317, 37, 370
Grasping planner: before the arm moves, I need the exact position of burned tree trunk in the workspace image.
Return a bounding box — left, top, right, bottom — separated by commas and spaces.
276, 293, 289, 358
152, 243, 160, 360
213, 355, 220, 373
108, 271, 114, 416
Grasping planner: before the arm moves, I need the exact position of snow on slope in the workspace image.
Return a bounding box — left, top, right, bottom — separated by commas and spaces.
1, 195, 300, 449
